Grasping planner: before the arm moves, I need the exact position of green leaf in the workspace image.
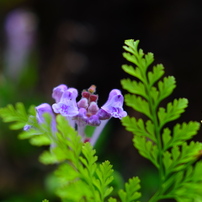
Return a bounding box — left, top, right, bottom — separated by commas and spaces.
133, 136, 159, 168
148, 64, 165, 87
125, 94, 152, 119
172, 122, 200, 146
123, 39, 140, 56
122, 64, 144, 82
157, 76, 176, 103
39, 150, 58, 165
158, 98, 188, 128
169, 161, 202, 201
123, 53, 140, 67
118, 177, 141, 202
80, 142, 97, 175
163, 151, 172, 173
162, 128, 172, 150
121, 39, 202, 201
163, 142, 202, 177
55, 178, 93, 201
93, 161, 114, 200
55, 163, 80, 183
0, 102, 35, 130
56, 115, 82, 159
123, 39, 154, 69
121, 116, 156, 142
29, 135, 51, 146
121, 78, 148, 99
163, 122, 200, 150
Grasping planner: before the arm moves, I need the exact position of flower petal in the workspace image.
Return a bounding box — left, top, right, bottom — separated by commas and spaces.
36, 103, 56, 131
101, 89, 127, 119
87, 115, 101, 126
52, 84, 68, 102
52, 88, 79, 117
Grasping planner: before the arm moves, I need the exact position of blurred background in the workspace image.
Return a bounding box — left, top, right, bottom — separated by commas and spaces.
1, 0, 202, 201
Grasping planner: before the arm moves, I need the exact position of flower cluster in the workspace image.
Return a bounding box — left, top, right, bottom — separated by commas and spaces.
28, 84, 127, 146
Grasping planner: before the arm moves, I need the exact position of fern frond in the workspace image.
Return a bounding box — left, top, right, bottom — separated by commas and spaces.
124, 94, 152, 119
121, 39, 201, 202
0, 102, 35, 130
93, 161, 114, 200
122, 116, 156, 142
134, 136, 159, 168
118, 177, 141, 202
162, 121, 200, 150
158, 98, 188, 129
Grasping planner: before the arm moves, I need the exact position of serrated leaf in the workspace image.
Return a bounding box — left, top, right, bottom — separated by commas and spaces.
172, 122, 200, 146
150, 86, 159, 103
134, 136, 159, 168
55, 163, 80, 183
56, 115, 82, 159
164, 142, 202, 177
122, 64, 144, 82
55, 178, 93, 201
121, 116, 156, 142
0, 102, 31, 130
148, 64, 165, 87
163, 151, 172, 173
93, 161, 114, 200
158, 98, 188, 129
163, 122, 200, 151
158, 76, 176, 103
145, 120, 155, 139
123, 39, 140, 56
144, 52, 154, 67
39, 150, 58, 164
179, 142, 202, 164
125, 94, 152, 119
121, 78, 148, 99
81, 143, 97, 173
123, 53, 140, 66
169, 161, 202, 201
29, 135, 51, 146
171, 146, 181, 161
118, 177, 141, 202
162, 128, 172, 150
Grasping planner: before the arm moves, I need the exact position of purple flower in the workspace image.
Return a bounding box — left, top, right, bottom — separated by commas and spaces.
100, 89, 127, 119
36, 103, 56, 132
24, 84, 127, 147
77, 97, 88, 109
52, 84, 68, 103
88, 101, 99, 115
97, 109, 111, 120
76, 108, 88, 125
24, 103, 56, 132
87, 115, 101, 126
52, 88, 79, 117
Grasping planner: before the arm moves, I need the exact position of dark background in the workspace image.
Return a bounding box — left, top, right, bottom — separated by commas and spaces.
0, 0, 202, 201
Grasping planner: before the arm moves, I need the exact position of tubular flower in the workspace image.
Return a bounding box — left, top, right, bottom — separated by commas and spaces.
36, 103, 57, 132
25, 84, 127, 146
52, 87, 79, 117
100, 89, 127, 119
24, 103, 56, 132
52, 84, 68, 103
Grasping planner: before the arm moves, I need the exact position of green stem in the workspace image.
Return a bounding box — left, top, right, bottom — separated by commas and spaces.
145, 81, 164, 182
144, 76, 165, 201
137, 49, 166, 200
